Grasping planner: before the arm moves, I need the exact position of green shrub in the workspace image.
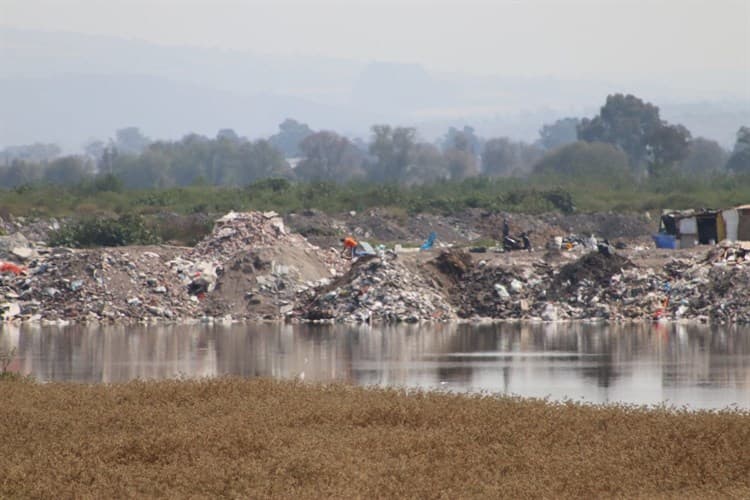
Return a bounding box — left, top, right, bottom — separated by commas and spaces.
48, 214, 160, 248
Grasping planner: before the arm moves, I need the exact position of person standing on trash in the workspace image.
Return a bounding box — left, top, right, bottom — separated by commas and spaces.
502, 218, 511, 251
341, 236, 358, 259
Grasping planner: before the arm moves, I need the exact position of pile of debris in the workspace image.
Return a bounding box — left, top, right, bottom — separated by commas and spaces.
653, 242, 750, 323
433, 249, 667, 322
206, 246, 334, 322
0, 210, 347, 324
299, 253, 456, 323
0, 246, 203, 323
5, 209, 750, 325
430, 250, 551, 320
191, 211, 298, 261
191, 210, 345, 275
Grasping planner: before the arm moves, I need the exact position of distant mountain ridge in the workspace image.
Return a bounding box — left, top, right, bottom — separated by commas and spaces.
1, 26, 747, 151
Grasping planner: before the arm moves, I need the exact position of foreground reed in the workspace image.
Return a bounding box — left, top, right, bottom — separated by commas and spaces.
1, 377, 749, 498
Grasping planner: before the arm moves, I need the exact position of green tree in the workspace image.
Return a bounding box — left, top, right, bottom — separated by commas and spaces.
1, 143, 61, 165
445, 149, 479, 181
647, 123, 691, 168
83, 139, 107, 165
533, 141, 633, 186
678, 137, 728, 177
367, 125, 417, 182
295, 131, 365, 183
0, 160, 44, 188
482, 138, 542, 177
402, 143, 449, 185
113, 149, 172, 188
537, 118, 579, 150
216, 128, 240, 142
43, 156, 92, 186
226, 140, 292, 185
268, 118, 314, 158
726, 126, 750, 174
114, 127, 151, 155
578, 94, 662, 170
442, 126, 482, 155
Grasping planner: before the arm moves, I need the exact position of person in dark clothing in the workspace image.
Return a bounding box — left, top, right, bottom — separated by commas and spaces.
502, 218, 511, 251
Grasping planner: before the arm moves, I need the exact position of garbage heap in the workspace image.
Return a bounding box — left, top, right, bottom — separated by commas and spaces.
438, 244, 750, 324
436, 249, 668, 322
0, 246, 203, 323
653, 243, 750, 323
187, 211, 343, 321
299, 253, 456, 323
0, 210, 345, 324
446, 254, 553, 320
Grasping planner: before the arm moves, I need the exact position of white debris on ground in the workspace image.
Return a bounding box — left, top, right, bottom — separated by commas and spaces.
1, 211, 750, 325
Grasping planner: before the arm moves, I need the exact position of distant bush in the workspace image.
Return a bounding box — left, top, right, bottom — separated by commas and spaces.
152, 214, 214, 246
48, 214, 160, 248
75, 173, 124, 195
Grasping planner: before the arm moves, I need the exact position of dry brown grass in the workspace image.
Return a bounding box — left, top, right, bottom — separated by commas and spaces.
1, 378, 749, 499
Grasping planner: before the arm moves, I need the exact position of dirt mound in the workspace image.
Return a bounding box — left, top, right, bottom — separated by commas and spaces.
550, 252, 634, 299
432, 249, 473, 281
207, 246, 334, 321
190, 211, 306, 262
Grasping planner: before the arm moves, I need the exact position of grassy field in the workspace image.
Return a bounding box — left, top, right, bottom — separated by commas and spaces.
3, 173, 750, 221
1, 377, 749, 498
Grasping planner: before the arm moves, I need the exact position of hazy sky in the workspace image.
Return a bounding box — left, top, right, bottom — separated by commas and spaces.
3, 0, 748, 94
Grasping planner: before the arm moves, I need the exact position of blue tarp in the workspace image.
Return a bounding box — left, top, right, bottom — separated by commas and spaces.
420, 231, 437, 251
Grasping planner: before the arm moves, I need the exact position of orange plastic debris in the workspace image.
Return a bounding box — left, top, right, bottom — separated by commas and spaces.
0, 262, 26, 275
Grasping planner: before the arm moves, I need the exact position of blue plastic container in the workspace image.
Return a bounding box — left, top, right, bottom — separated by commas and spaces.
652, 233, 677, 249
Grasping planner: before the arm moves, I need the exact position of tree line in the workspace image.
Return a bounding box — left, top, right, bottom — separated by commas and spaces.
1, 94, 748, 191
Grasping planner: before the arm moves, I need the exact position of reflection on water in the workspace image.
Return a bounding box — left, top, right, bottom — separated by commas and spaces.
1, 322, 749, 409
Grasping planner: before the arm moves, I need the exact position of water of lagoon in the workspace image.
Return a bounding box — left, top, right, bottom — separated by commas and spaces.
2, 322, 749, 410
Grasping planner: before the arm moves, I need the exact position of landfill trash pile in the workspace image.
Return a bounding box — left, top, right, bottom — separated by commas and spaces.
431, 249, 551, 320
298, 253, 456, 323
429, 246, 750, 323
0, 246, 203, 323
0, 216, 61, 245
191, 210, 345, 275
650, 242, 750, 323
4, 210, 750, 325
549, 252, 635, 299
0, 232, 39, 264
0, 210, 345, 324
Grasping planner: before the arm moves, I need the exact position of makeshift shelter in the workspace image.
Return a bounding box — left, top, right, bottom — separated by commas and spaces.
655, 209, 722, 249
721, 205, 750, 242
